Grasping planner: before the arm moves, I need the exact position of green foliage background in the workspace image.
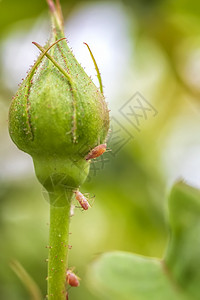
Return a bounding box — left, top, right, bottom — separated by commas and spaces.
1, 0, 200, 299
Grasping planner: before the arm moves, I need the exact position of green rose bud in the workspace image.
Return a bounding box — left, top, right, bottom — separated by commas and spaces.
9, 0, 109, 206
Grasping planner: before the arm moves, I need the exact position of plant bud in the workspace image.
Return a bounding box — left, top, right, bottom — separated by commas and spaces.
8, 1, 109, 206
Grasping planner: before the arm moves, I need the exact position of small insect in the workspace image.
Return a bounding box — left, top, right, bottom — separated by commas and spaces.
66, 270, 80, 287
85, 144, 107, 161
74, 190, 90, 210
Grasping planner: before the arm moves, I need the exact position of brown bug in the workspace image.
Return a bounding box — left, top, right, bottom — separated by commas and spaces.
74, 190, 90, 210
66, 270, 80, 287
85, 144, 107, 160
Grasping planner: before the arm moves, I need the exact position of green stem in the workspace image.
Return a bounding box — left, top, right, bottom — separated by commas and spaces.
48, 195, 71, 300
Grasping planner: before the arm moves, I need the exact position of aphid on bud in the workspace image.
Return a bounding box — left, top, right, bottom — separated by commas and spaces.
74, 191, 90, 210
66, 270, 80, 287
85, 144, 107, 160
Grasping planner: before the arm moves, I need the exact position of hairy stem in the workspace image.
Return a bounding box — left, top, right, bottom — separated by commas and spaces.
48, 194, 71, 300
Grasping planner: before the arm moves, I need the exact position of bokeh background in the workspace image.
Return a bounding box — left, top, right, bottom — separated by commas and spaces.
1, 0, 200, 299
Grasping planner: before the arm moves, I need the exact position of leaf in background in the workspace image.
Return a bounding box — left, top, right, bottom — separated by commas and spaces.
10, 260, 42, 300
165, 181, 200, 299
87, 252, 185, 300
87, 181, 200, 300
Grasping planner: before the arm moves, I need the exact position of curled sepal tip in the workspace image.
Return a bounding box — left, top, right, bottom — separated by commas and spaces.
83, 42, 104, 94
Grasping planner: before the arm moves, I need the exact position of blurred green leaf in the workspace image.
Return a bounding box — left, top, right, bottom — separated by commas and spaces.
10, 260, 43, 300
87, 251, 186, 300
87, 182, 200, 300
165, 182, 200, 299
